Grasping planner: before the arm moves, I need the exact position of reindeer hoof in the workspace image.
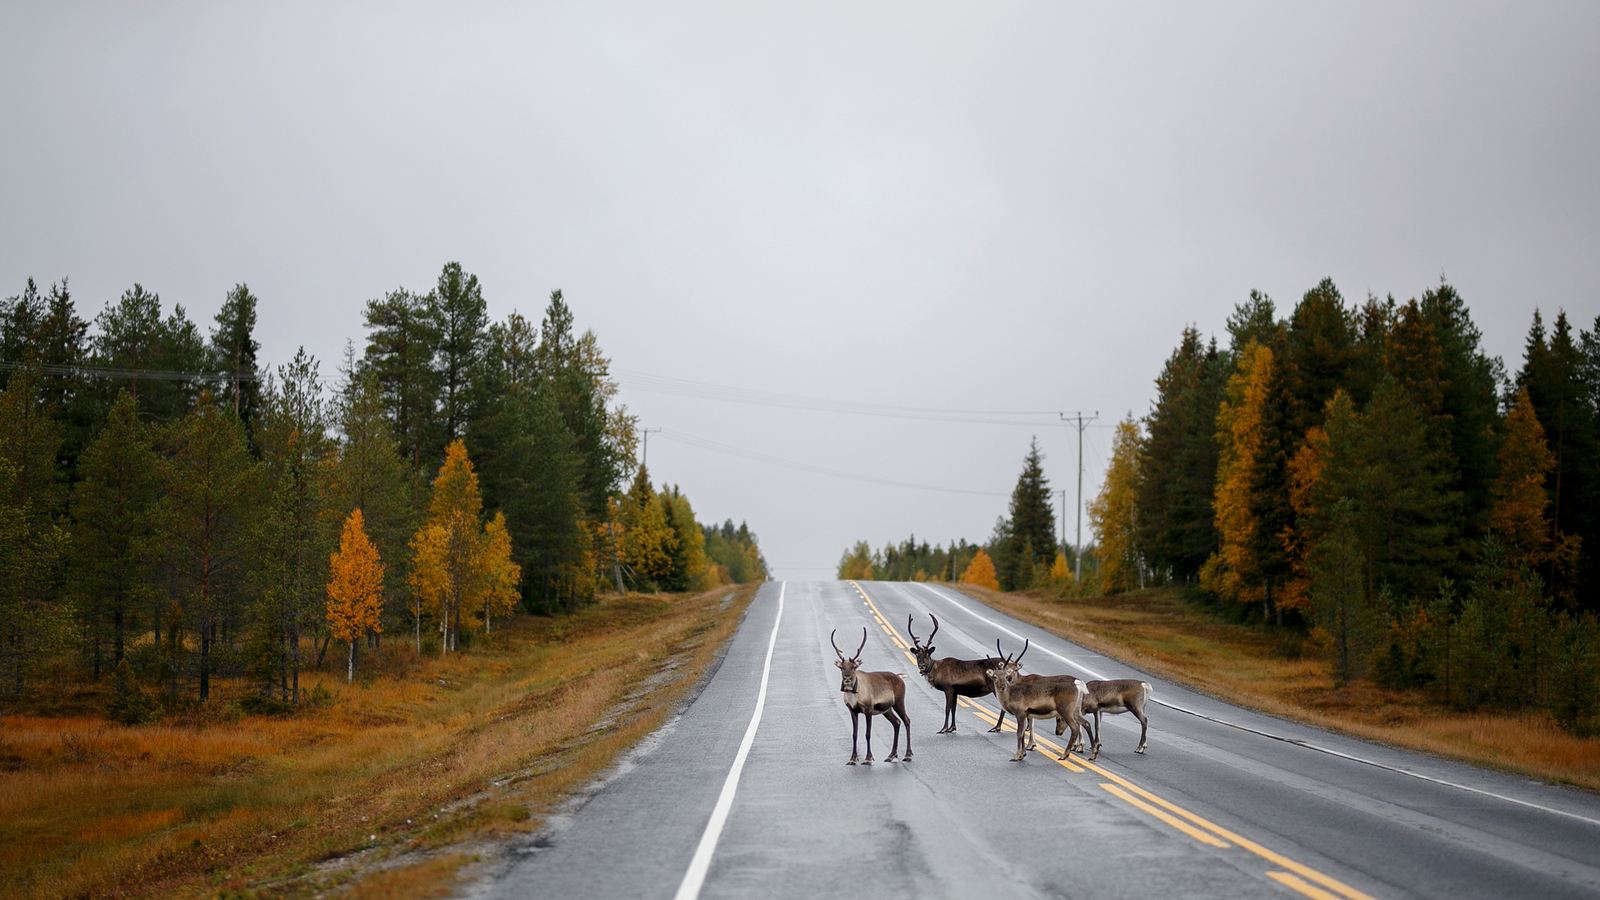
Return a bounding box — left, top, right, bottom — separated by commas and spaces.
1136, 747, 1146, 754
847, 758, 857, 765
1089, 746, 1101, 761
885, 754, 898, 762
903, 751, 913, 761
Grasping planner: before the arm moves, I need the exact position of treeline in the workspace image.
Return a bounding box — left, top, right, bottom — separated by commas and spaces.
1092, 279, 1600, 733
837, 438, 1079, 592
0, 265, 766, 714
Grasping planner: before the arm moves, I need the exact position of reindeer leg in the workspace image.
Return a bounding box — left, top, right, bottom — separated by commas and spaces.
1012, 718, 1028, 762
848, 709, 860, 765
942, 690, 957, 734
883, 708, 901, 762
988, 709, 1006, 734
1088, 711, 1103, 761
863, 713, 874, 765
1060, 711, 1083, 760
1134, 705, 1149, 754
899, 699, 912, 760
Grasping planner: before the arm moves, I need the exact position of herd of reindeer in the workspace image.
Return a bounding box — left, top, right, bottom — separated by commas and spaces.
831, 615, 1152, 766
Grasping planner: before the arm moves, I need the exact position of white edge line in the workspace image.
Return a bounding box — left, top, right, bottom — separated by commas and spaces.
921, 584, 1600, 830
673, 582, 786, 900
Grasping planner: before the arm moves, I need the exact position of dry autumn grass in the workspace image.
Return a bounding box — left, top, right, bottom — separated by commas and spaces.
0, 583, 757, 900
955, 583, 1600, 792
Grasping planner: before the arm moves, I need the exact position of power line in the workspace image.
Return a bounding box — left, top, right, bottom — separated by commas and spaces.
0, 360, 260, 382
654, 429, 1008, 497
617, 369, 1074, 426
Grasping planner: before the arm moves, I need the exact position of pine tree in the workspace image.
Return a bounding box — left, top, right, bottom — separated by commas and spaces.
470, 329, 588, 612
429, 262, 488, 453
1090, 417, 1142, 593
211, 284, 263, 441
0, 367, 71, 698
362, 288, 441, 471
256, 349, 334, 701
160, 395, 265, 701
69, 391, 165, 681
534, 291, 636, 519
659, 485, 709, 592
327, 509, 384, 682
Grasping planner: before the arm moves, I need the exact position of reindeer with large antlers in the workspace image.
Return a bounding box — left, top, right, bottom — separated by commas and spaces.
986, 640, 1089, 762
906, 614, 1008, 734
832, 628, 912, 765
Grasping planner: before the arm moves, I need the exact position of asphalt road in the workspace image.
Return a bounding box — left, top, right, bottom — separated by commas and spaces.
484, 581, 1600, 899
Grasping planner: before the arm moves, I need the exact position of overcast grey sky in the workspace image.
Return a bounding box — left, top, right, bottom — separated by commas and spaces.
4, 3, 1598, 580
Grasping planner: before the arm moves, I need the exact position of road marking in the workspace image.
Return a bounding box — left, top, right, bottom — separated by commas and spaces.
1101, 783, 1231, 848
673, 582, 786, 900
1268, 871, 1346, 900
857, 582, 1379, 900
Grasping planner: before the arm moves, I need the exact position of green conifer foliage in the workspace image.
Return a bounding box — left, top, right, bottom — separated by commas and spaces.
70, 392, 165, 681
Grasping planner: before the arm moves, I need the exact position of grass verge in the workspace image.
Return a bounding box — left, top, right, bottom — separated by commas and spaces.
952, 584, 1600, 791
0, 583, 757, 900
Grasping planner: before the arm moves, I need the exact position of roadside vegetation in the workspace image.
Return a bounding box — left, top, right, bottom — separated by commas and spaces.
0, 265, 772, 898
1, 584, 757, 900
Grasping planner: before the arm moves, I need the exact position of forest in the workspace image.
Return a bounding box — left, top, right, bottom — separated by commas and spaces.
841, 280, 1600, 734
0, 264, 767, 716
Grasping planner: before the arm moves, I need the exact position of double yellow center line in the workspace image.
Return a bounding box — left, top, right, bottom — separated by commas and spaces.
848, 582, 1379, 900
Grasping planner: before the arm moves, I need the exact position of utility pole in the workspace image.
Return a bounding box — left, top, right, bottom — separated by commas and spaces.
1061, 412, 1098, 582
640, 427, 662, 471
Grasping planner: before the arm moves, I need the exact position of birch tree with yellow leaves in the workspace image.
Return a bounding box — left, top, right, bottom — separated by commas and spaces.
1090, 416, 1143, 593
327, 509, 384, 682
409, 440, 520, 652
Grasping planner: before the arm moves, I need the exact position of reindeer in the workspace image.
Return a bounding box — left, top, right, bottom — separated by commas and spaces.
906, 614, 1007, 734
1077, 679, 1152, 760
832, 628, 912, 765
985, 640, 1088, 762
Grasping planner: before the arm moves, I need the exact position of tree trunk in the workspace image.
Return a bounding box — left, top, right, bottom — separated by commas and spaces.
347, 640, 355, 683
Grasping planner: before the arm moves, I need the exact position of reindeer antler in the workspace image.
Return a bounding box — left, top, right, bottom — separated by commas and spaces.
929, 614, 940, 643
1016, 638, 1029, 665
831, 629, 845, 660
997, 639, 1009, 663
907, 615, 920, 648
854, 627, 867, 662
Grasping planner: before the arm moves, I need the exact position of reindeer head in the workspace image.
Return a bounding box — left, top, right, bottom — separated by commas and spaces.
989, 638, 1029, 688
906, 614, 940, 676
832, 628, 867, 693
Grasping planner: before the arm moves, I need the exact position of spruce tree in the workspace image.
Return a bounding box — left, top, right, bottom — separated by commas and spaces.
211, 283, 263, 440
999, 438, 1054, 590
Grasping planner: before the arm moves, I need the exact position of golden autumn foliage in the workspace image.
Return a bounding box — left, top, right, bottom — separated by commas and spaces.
1090, 416, 1143, 593
409, 441, 522, 652
327, 509, 385, 682
1490, 388, 1581, 577
1491, 389, 1556, 560
961, 548, 1000, 591
1201, 340, 1277, 604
